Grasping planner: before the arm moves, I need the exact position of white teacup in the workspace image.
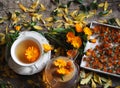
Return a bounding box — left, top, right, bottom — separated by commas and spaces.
9, 31, 51, 75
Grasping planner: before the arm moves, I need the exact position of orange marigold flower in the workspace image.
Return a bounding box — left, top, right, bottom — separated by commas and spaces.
43, 44, 53, 52
75, 23, 83, 32
25, 46, 40, 62
54, 59, 67, 68
15, 26, 21, 31
56, 67, 67, 75
83, 27, 92, 36
66, 32, 75, 43
71, 36, 82, 49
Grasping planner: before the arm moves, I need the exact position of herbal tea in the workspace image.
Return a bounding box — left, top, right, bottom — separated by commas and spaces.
15, 39, 41, 64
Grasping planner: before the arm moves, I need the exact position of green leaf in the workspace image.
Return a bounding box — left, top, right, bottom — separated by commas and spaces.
79, 4, 90, 13
29, 21, 37, 26
107, 18, 116, 25
53, 28, 66, 32
67, 1, 73, 7
98, 10, 109, 16
74, 0, 83, 4
90, 1, 98, 10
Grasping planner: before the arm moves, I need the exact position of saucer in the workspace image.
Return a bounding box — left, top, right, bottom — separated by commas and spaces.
6, 31, 51, 75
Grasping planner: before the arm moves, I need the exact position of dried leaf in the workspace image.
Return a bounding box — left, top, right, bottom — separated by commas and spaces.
93, 73, 102, 85
74, 13, 86, 21
45, 17, 53, 22
33, 25, 43, 30
0, 33, 6, 45
98, 3, 104, 8
18, 3, 27, 12
101, 77, 108, 82
44, 23, 53, 27
91, 79, 96, 88
64, 8, 68, 15
104, 79, 112, 88
57, 23, 63, 28
70, 10, 78, 18
116, 86, 120, 88
31, 0, 39, 9
104, 1, 109, 11
80, 72, 93, 85
0, 18, 4, 23
104, 9, 112, 16
40, 4, 46, 11
115, 18, 120, 26
9, 30, 15, 33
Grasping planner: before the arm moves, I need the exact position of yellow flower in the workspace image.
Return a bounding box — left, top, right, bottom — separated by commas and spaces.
14, 26, 21, 31
66, 32, 75, 43
83, 27, 92, 36
25, 46, 40, 62
43, 44, 53, 52
75, 23, 83, 32
54, 59, 67, 68
71, 36, 82, 49
57, 67, 67, 75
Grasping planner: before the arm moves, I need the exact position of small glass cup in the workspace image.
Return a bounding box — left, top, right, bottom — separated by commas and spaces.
44, 56, 79, 88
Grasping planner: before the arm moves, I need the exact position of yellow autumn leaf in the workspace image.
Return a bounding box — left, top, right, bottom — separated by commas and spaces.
45, 17, 53, 22
115, 18, 120, 26
18, 3, 27, 12
104, 1, 109, 11
9, 30, 15, 33
0, 33, 6, 45
93, 73, 102, 85
64, 8, 68, 15
91, 79, 96, 88
80, 73, 93, 85
115, 86, 120, 88
40, 4, 46, 11
80, 70, 86, 79
98, 3, 104, 8
30, 0, 39, 9
44, 23, 53, 27
104, 79, 112, 88
33, 25, 43, 30
70, 10, 78, 18
57, 23, 63, 28
74, 13, 86, 21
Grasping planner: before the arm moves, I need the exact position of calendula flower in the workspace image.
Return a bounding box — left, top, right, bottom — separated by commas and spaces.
83, 27, 92, 36
71, 36, 82, 49
66, 32, 75, 43
75, 23, 83, 32
25, 46, 40, 62
56, 67, 67, 75
14, 26, 21, 31
43, 44, 53, 52
54, 59, 67, 68
54, 58, 74, 75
